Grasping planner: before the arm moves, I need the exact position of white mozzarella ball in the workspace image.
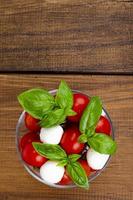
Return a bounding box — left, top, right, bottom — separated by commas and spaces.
40, 125, 64, 144
101, 109, 106, 116
86, 149, 109, 170
40, 161, 65, 183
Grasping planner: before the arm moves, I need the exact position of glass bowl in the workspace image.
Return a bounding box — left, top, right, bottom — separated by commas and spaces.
16, 89, 115, 188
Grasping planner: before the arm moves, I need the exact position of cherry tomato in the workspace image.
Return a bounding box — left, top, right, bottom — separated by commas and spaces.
95, 116, 111, 135
68, 93, 90, 122
20, 132, 40, 150
59, 171, 72, 185
60, 125, 85, 154
90, 167, 96, 172
22, 143, 47, 167
25, 112, 40, 132
78, 159, 91, 176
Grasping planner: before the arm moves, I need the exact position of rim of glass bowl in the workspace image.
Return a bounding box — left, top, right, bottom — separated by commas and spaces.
16, 89, 115, 189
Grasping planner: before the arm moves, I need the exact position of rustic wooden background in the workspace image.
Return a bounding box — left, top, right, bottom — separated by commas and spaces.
0, 0, 133, 73
0, 0, 133, 200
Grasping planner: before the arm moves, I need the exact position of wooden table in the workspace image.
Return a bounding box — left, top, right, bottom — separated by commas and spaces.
0, 1, 133, 200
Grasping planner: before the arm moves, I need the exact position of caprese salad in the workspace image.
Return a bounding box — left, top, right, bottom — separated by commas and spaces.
17, 80, 117, 188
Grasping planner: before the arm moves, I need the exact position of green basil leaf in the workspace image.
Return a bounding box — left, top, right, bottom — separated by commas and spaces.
79, 96, 102, 135
40, 109, 66, 128
18, 88, 55, 119
32, 143, 67, 160
78, 134, 88, 143
85, 127, 95, 137
88, 133, 117, 155
68, 154, 81, 162
65, 109, 77, 116
57, 159, 68, 167
56, 80, 73, 109
66, 162, 89, 188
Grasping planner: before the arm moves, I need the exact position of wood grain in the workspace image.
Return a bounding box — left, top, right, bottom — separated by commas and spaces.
0, 74, 133, 200
0, 1, 132, 73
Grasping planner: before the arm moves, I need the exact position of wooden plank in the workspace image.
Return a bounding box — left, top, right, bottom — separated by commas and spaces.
0, 1, 132, 73
0, 74, 133, 200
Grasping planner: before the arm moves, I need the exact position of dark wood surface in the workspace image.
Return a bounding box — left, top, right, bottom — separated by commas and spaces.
0, 0, 132, 73
0, 75, 133, 200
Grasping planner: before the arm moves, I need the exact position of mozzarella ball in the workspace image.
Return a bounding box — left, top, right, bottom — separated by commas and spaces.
40, 161, 65, 183
40, 125, 64, 144
101, 109, 106, 116
86, 149, 109, 170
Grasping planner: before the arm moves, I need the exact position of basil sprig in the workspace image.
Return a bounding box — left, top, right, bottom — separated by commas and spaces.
40, 81, 76, 127
79, 96, 117, 155
80, 96, 102, 136
33, 143, 89, 188
18, 81, 76, 127
18, 88, 55, 119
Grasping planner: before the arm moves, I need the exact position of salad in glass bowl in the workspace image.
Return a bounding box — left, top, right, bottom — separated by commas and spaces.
16, 80, 117, 189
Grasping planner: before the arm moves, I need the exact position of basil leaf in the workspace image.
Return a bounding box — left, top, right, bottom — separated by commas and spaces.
88, 133, 117, 155
66, 162, 89, 188
56, 80, 73, 109
79, 96, 102, 136
32, 143, 67, 160
78, 134, 88, 143
65, 109, 77, 116
57, 159, 68, 167
40, 109, 66, 128
68, 154, 81, 162
18, 88, 55, 119
85, 127, 95, 137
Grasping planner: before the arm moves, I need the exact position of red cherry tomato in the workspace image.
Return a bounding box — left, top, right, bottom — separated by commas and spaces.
68, 93, 90, 122
78, 159, 91, 176
22, 143, 47, 167
59, 171, 72, 185
60, 125, 85, 154
95, 116, 111, 135
25, 112, 40, 132
90, 167, 96, 173
20, 132, 40, 150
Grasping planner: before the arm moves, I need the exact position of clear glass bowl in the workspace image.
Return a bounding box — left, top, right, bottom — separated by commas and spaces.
16, 89, 115, 188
